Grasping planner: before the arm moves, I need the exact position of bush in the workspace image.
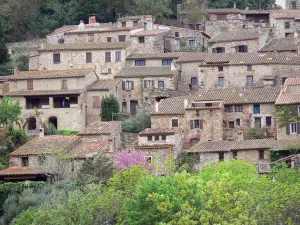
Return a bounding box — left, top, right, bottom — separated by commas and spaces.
101, 94, 120, 121
244, 128, 267, 139
122, 110, 151, 133
58, 130, 79, 135
43, 123, 58, 135
5, 125, 29, 152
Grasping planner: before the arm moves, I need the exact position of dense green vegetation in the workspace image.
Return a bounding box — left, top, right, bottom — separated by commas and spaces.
122, 110, 151, 133
101, 94, 120, 121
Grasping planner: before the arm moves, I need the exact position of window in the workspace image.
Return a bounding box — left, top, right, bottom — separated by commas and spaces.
147, 136, 152, 141
236, 45, 248, 52
158, 81, 164, 89
282, 77, 287, 85
162, 59, 172, 66
144, 80, 154, 88
285, 32, 292, 37
107, 37, 112, 42
218, 77, 224, 87
212, 47, 225, 53
105, 52, 111, 62
135, 60, 146, 66
196, 109, 200, 116
194, 120, 200, 128
266, 117, 272, 127
121, 22, 126, 27
175, 32, 179, 37
189, 40, 195, 47
93, 96, 100, 109
247, 76, 253, 86
235, 105, 243, 112
162, 135, 166, 140
225, 105, 233, 113
191, 77, 198, 85
236, 119, 241, 126
253, 104, 260, 114
108, 68, 112, 74
228, 121, 235, 129
285, 22, 290, 29
119, 35, 126, 42
125, 81, 134, 90
21, 157, 29, 167
61, 80, 68, 89
53, 53, 60, 64
133, 21, 138, 26
290, 123, 297, 134
247, 65, 252, 71
86, 52, 92, 63
38, 155, 46, 166
232, 151, 238, 159
259, 150, 265, 160
172, 119, 178, 127
292, 1, 297, 9
58, 38, 64, 44
155, 135, 159, 141
219, 152, 224, 161
115, 51, 121, 62
138, 37, 145, 43
88, 34, 94, 42
218, 66, 223, 72
27, 80, 33, 90
191, 138, 200, 146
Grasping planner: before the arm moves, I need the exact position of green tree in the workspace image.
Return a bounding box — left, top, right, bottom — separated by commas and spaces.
209, 0, 259, 9
101, 94, 120, 121
0, 97, 22, 126
5, 125, 29, 152
15, 55, 29, 71
122, 110, 151, 133
0, 21, 8, 64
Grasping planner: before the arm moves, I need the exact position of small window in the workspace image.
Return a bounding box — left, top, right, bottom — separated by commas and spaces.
188, 40, 195, 47
290, 122, 297, 134
93, 96, 100, 109
247, 65, 252, 71
86, 52, 92, 63
144, 80, 154, 88
232, 151, 238, 159
21, 157, 29, 167
61, 80, 68, 89
213, 47, 225, 53
88, 34, 94, 42
285, 33, 292, 37
108, 68, 112, 74
158, 81, 164, 89
247, 76, 253, 86
253, 104, 260, 114
194, 120, 200, 128
107, 37, 112, 42
228, 121, 235, 129
266, 117, 272, 127
225, 105, 233, 113
285, 22, 290, 29
125, 81, 133, 90
38, 155, 47, 166
162, 59, 172, 66
235, 105, 243, 112
218, 77, 224, 87
172, 119, 178, 127
133, 21, 138, 26
259, 150, 265, 160
119, 35, 126, 42
138, 37, 145, 43
236, 45, 248, 53
147, 136, 152, 141
115, 51, 121, 62
218, 66, 223, 72
162, 135, 166, 140
27, 80, 33, 90
121, 22, 126, 27
155, 136, 159, 141
236, 119, 241, 126
292, 1, 297, 9
105, 52, 111, 62
219, 152, 224, 161
53, 53, 60, 64
175, 32, 179, 38
191, 77, 198, 85
205, 103, 212, 107
135, 60, 146, 66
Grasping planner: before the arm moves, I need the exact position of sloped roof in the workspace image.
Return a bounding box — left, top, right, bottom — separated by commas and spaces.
176, 53, 209, 63
8, 69, 94, 80
191, 141, 235, 153
259, 37, 299, 52
118, 15, 150, 21
139, 128, 180, 135
276, 78, 300, 105
206, 8, 269, 15
127, 52, 184, 60
39, 42, 131, 51
88, 79, 121, 91
0, 167, 49, 176
65, 26, 135, 34
115, 67, 175, 78
270, 10, 300, 19
70, 141, 109, 158
78, 120, 121, 135
284, 77, 300, 86
232, 139, 278, 150
10, 136, 79, 156
6, 89, 83, 96
131, 29, 169, 37
209, 30, 260, 43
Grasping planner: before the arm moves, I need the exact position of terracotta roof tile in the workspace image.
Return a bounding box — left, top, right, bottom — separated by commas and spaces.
8, 69, 93, 80
206, 8, 242, 14
78, 120, 121, 135
70, 141, 109, 158
131, 29, 169, 37
209, 30, 260, 43
139, 128, 180, 135
65, 26, 137, 34
6, 89, 83, 96
127, 52, 184, 60
10, 136, 79, 156
276, 78, 300, 105
176, 53, 209, 63
0, 167, 49, 176
259, 37, 299, 52
232, 139, 278, 150
204, 53, 237, 64
270, 10, 300, 19
115, 67, 175, 78
39, 42, 130, 51
192, 140, 235, 153
284, 77, 300, 86
87, 79, 121, 91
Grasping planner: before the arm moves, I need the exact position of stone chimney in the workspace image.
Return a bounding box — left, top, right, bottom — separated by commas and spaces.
155, 101, 159, 113
89, 15, 96, 24
78, 20, 85, 29
233, 2, 237, 8
237, 131, 243, 141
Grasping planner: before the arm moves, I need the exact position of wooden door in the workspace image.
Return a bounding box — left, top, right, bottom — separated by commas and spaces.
255, 117, 261, 131
130, 101, 138, 115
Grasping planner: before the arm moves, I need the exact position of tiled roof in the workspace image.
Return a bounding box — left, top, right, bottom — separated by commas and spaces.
209, 30, 260, 43
87, 79, 121, 91
232, 139, 278, 150
192, 140, 235, 153
276, 78, 300, 105
176, 53, 209, 63
270, 10, 300, 19
53, 25, 77, 34
139, 128, 180, 135
204, 53, 237, 64
126, 52, 184, 60
10, 136, 78, 156
259, 37, 299, 52
8, 69, 93, 80
118, 15, 149, 21
206, 8, 242, 14
284, 77, 300, 86
6, 89, 83, 96
115, 67, 175, 78
0, 167, 49, 176
136, 144, 174, 148
39, 42, 131, 51
78, 120, 121, 135
70, 141, 109, 158
131, 29, 169, 37
65, 26, 136, 34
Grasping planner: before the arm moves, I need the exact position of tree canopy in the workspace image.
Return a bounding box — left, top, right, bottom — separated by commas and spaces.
100, 94, 120, 121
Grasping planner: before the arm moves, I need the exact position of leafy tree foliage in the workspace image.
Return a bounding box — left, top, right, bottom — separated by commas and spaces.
122, 110, 151, 133
42, 123, 59, 135
0, 21, 8, 64
101, 94, 120, 121
0, 97, 21, 126
15, 55, 29, 71
5, 125, 29, 152
132, 0, 173, 20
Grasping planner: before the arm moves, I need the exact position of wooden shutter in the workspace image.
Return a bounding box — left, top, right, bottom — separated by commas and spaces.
291, 106, 298, 115
200, 119, 204, 129
152, 80, 155, 87
27, 80, 33, 90
244, 45, 248, 52
93, 96, 100, 109
297, 122, 300, 134
131, 81, 134, 90
122, 81, 125, 90
212, 48, 216, 53
286, 123, 290, 135
144, 80, 147, 88
190, 120, 194, 129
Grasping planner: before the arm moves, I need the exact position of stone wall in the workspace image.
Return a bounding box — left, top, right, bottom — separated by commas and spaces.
208, 39, 260, 53
7, 40, 40, 59
198, 152, 230, 170
121, 132, 139, 151
270, 17, 297, 38
273, 68, 300, 86
130, 33, 166, 53
236, 149, 271, 164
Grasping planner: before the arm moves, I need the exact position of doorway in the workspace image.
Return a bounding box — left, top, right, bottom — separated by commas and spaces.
254, 117, 261, 131
130, 101, 138, 115
28, 117, 37, 130
49, 116, 58, 129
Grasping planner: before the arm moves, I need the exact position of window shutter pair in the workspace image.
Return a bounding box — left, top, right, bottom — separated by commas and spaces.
93, 96, 100, 109
190, 120, 204, 129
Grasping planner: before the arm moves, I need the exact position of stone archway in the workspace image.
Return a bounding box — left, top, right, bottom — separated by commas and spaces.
49, 116, 58, 129
28, 117, 37, 130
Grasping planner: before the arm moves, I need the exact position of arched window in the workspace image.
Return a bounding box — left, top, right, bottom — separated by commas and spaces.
49, 116, 58, 129
28, 117, 36, 130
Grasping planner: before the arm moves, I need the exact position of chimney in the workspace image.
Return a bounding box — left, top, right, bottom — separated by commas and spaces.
233, 2, 237, 8
184, 99, 189, 109
155, 101, 159, 113
89, 15, 96, 24
38, 127, 44, 138
237, 131, 243, 141
78, 20, 85, 29
171, 61, 177, 71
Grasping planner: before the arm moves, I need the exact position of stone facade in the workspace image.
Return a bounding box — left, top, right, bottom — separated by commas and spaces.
130, 32, 166, 53
286, 0, 300, 10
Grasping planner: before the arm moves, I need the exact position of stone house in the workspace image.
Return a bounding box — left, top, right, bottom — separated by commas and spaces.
136, 128, 183, 175
46, 25, 77, 45
0, 120, 121, 182
208, 30, 269, 53
275, 77, 300, 140
286, 0, 300, 10
5, 69, 98, 131
115, 67, 178, 114
117, 15, 153, 29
